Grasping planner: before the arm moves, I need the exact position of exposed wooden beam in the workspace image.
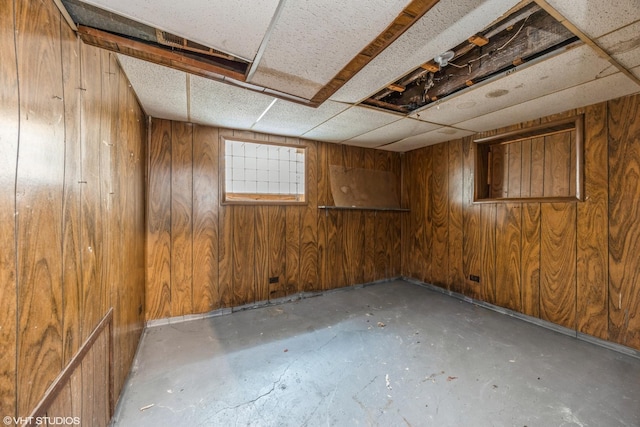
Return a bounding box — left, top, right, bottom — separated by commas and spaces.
310, 0, 441, 105
77, 26, 247, 82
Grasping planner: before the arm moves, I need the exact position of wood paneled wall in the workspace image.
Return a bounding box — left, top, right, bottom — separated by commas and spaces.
402, 95, 640, 351
0, 0, 146, 422
146, 121, 403, 320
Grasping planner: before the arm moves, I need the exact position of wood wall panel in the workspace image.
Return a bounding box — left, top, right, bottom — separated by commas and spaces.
543, 132, 571, 197
147, 123, 403, 314
192, 125, 219, 312
448, 140, 464, 293
520, 203, 541, 317
495, 204, 522, 312
608, 95, 640, 349
431, 143, 449, 287
61, 27, 82, 365
0, 0, 19, 415
576, 103, 608, 339
80, 41, 105, 340
2, 0, 147, 418
170, 122, 194, 316
462, 138, 482, 299
15, 0, 65, 413
540, 203, 576, 329
146, 120, 172, 319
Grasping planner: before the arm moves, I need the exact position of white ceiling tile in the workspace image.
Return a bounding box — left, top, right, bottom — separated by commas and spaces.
409, 45, 615, 125
302, 106, 401, 142
190, 75, 276, 129
455, 69, 640, 132
344, 118, 441, 147
251, 100, 350, 137
330, 0, 521, 103
249, 0, 411, 99
80, 0, 280, 60
380, 127, 474, 152
598, 21, 640, 70
117, 54, 188, 122
546, 0, 640, 39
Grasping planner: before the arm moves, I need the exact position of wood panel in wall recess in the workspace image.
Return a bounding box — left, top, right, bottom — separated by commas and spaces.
543, 131, 571, 197
61, 26, 82, 366
146, 120, 172, 319
490, 144, 506, 198
300, 141, 319, 292
192, 125, 220, 312
507, 142, 522, 198
0, 0, 19, 414
16, 0, 65, 414
448, 139, 464, 293
540, 203, 577, 329
608, 94, 640, 349
462, 138, 482, 299
576, 103, 608, 339
520, 203, 541, 317
431, 143, 449, 287
80, 41, 105, 340
495, 204, 522, 312
480, 204, 497, 303
529, 137, 546, 198
170, 122, 194, 316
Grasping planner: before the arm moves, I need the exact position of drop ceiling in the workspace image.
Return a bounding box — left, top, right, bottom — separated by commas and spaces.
60, 0, 640, 152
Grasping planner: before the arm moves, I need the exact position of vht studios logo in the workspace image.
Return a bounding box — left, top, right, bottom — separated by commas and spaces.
3, 416, 81, 426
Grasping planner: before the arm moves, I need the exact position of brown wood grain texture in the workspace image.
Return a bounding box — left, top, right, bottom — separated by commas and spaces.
480, 204, 497, 303
170, 122, 194, 316
431, 143, 449, 287
490, 144, 506, 198
421, 147, 433, 284
99, 51, 118, 323
317, 142, 329, 290
285, 205, 302, 294
233, 205, 256, 305
462, 138, 482, 298
363, 151, 376, 282
60, 25, 82, 365
80, 42, 105, 340
0, 0, 18, 415
217, 130, 234, 308
543, 131, 571, 197
408, 149, 429, 282
146, 120, 172, 319
529, 137, 545, 197
507, 142, 522, 198
16, 0, 65, 414
608, 95, 640, 349
327, 144, 347, 289
300, 141, 319, 291
400, 152, 412, 278
81, 340, 94, 425
192, 125, 220, 312
268, 206, 287, 299
540, 203, 577, 329
250, 133, 270, 302
344, 146, 365, 285
576, 103, 608, 339
520, 139, 532, 198
520, 203, 541, 317
495, 204, 522, 312
448, 140, 464, 292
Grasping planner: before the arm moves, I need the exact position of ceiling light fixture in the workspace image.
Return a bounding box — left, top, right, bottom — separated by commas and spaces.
434, 51, 455, 68
254, 99, 278, 124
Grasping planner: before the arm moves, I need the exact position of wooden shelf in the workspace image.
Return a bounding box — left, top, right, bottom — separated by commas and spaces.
318, 206, 409, 212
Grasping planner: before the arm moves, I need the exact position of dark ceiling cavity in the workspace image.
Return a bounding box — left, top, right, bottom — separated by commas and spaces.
362, 2, 580, 114
61, 0, 250, 76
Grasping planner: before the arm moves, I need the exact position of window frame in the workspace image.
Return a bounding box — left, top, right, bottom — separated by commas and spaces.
220, 136, 308, 205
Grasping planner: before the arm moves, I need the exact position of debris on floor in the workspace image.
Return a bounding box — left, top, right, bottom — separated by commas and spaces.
378, 322, 386, 328
446, 376, 458, 382
139, 404, 154, 411
386, 374, 392, 390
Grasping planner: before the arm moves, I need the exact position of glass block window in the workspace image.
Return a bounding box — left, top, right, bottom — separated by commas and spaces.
223, 138, 306, 203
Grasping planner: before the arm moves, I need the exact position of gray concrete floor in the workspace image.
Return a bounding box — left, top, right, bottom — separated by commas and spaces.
112, 280, 640, 426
